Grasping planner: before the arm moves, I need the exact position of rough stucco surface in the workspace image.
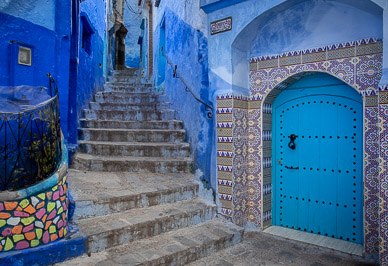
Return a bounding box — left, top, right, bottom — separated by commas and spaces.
206, 0, 385, 96
152, 1, 215, 189
249, 1, 383, 58
0, 0, 55, 31
124, 0, 142, 68
76, 1, 106, 130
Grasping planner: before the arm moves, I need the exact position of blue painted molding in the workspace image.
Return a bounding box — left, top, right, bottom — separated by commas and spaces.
200, 0, 248, 13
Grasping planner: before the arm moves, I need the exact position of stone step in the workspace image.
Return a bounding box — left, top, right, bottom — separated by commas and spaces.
89, 102, 171, 111
94, 93, 162, 104
71, 154, 193, 173
78, 128, 185, 142
75, 198, 217, 253
78, 141, 190, 157
58, 218, 243, 265
104, 85, 153, 93
69, 170, 198, 220
83, 109, 175, 121
105, 82, 152, 88
79, 119, 184, 130
111, 69, 138, 75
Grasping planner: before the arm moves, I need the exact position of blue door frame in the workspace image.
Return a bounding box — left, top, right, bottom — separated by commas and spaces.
272, 73, 363, 244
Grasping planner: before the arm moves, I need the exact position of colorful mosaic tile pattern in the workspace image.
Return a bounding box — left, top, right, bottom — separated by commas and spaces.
379, 88, 388, 264
216, 94, 234, 217
0, 175, 69, 252
216, 38, 384, 257
248, 38, 383, 255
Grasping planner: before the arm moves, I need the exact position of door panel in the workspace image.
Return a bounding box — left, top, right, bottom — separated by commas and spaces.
272, 74, 363, 244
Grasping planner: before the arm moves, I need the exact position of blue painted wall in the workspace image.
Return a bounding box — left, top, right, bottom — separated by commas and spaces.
0, 0, 55, 31
66, 0, 106, 149
0, 13, 56, 87
152, 4, 215, 189
124, 0, 142, 68
248, 0, 383, 58
204, 0, 384, 97
0, 0, 72, 140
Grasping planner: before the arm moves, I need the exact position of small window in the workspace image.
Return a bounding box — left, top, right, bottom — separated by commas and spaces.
82, 24, 91, 54
80, 13, 95, 55
18, 46, 32, 66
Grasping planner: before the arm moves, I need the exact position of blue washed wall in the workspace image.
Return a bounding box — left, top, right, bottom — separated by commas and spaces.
0, 0, 72, 139
153, 5, 215, 189
0, 0, 55, 31
67, 1, 106, 147
248, 0, 383, 58
0, 13, 56, 87
204, 0, 384, 96
124, 0, 142, 68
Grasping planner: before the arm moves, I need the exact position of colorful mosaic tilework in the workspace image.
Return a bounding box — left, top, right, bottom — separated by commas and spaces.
0, 175, 69, 252
247, 38, 383, 256
379, 100, 388, 265
215, 38, 384, 257
216, 94, 234, 217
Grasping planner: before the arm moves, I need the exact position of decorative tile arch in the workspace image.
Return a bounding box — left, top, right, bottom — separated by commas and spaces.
216, 38, 383, 256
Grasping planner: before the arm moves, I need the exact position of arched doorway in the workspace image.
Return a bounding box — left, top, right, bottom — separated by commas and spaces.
272, 73, 363, 244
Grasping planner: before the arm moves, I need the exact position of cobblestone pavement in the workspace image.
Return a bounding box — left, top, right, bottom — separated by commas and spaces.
189, 231, 378, 266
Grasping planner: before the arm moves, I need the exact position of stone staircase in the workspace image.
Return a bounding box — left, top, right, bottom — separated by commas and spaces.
63, 69, 244, 265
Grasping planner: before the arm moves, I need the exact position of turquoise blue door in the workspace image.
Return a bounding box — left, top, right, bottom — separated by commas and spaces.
272, 73, 363, 244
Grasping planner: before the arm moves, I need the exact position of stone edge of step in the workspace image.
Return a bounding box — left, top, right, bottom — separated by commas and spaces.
76, 198, 217, 253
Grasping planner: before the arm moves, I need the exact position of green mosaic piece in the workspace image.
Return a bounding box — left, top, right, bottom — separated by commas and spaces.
49, 225, 56, 234
36, 229, 43, 239
47, 202, 56, 213
58, 207, 63, 215
19, 199, 30, 209
31, 239, 39, 247
0, 220, 6, 228
4, 237, 14, 251
63, 176, 67, 183
37, 193, 46, 200
64, 227, 67, 236
21, 217, 35, 226
12, 234, 25, 242
52, 185, 58, 192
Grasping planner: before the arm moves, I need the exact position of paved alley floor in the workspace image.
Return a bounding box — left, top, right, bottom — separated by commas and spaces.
59, 230, 378, 266
189, 231, 377, 266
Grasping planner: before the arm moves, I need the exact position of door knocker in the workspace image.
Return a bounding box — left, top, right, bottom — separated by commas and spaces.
288, 134, 297, 150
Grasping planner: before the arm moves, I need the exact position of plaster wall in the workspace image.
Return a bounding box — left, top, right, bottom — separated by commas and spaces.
0, 13, 56, 87
124, 0, 142, 68
152, 2, 215, 189
69, 1, 106, 147
205, 0, 385, 97
0, 0, 55, 31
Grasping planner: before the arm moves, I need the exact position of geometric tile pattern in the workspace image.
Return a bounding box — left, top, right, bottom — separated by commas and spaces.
0, 175, 69, 252
378, 95, 388, 265
216, 39, 384, 256
248, 39, 383, 255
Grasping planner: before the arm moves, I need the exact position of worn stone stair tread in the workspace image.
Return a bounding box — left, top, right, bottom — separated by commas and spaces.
58, 218, 243, 266
69, 169, 199, 219
78, 140, 190, 147
76, 198, 213, 234
69, 169, 197, 201
79, 128, 185, 133
75, 198, 217, 253
73, 154, 192, 162
97, 91, 163, 96
89, 102, 171, 108
79, 119, 183, 129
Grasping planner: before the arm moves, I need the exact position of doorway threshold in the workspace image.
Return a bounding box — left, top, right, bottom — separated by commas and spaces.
263, 226, 363, 256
